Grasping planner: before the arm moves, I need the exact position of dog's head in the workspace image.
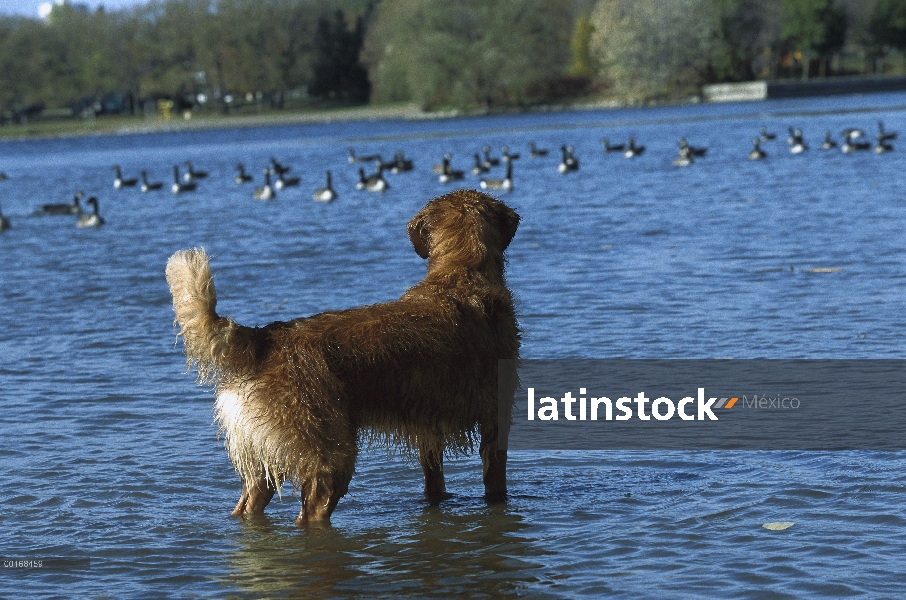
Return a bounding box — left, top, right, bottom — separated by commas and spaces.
408, 190, 519, 272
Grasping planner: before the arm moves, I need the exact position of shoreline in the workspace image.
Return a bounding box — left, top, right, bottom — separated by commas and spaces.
0, 98, 646, 142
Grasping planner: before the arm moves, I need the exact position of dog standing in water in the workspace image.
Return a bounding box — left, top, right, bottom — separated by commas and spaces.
165, 190, 520, 525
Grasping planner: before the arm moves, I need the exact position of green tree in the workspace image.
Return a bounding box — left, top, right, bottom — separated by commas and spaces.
310, 9, 370, 102
590, 0, 721, 98
363, 0, 572, 110
569, 14, 595, 76
780, 0, 846, 78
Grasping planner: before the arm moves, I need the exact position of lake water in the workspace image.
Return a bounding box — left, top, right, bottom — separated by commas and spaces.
2, 93, 906, 598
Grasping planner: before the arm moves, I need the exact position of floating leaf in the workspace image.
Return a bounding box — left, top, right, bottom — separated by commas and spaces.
763, 522, 794, 530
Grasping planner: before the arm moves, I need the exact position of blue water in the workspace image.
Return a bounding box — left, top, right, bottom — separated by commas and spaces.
2, 92, 906, 598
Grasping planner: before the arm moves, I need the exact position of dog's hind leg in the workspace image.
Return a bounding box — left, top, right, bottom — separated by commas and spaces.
418, 448, 451, 499
231, 473, 276, 516
480, 428, 507, 502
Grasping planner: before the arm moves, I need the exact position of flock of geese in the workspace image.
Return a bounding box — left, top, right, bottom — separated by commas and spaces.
0, 119, 897, 234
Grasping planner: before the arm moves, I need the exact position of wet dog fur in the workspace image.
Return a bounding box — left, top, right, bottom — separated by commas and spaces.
165, 190, 520, 525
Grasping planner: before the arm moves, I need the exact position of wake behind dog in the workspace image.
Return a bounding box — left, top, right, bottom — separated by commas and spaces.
165, 190, 520, 525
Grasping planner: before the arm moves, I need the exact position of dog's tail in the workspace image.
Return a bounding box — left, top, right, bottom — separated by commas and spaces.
165, 248, 259, 384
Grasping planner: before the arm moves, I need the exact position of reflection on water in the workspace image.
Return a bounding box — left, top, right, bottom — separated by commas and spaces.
224, 503, 550, 599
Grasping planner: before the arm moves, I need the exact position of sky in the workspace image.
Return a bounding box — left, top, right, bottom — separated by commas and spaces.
0, 0, 145, 18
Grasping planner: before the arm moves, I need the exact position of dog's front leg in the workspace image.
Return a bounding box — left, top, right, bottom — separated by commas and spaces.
231, 474, 276, 516
418, 450, 451, 499
295, 471, 351, 526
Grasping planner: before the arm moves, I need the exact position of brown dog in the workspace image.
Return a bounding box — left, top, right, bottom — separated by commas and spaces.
165, 190, 520, 525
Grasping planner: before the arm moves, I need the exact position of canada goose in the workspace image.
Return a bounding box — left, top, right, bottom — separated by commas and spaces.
674, 146, 693, 167
786, 127, 797, 145
183, 161, 208, 182
438, 154, 465, 183
821, 131, 837, 150
313, 170, 337, 202
788, 129, 808, 154
482, 145, 500, 169
760, 126, 777, 141
76, 197, 104, 228
874, 139, 894, 154
172, 165, 198, 194
254, 169, 276, 200
623, 137, 645, 158
235, 164, 253, 184
0, 202, 10, 232
140, 170, 163, 192
529, 142, 549, 157
501, 146, 520, 163
357, 167, 389, 192
112, 165, 137, 189
0, 172, 7, 180
274, 170, 300, 190
841, 131, 870, 153
748, 138, 767, 160
432, 155, 450, 174
39, 191, 83, 215
558, 145, 579, 173
472, 153, 490, 175
679, 138, 707, 157
348, 148, 382, 164
389, 151, 414, 173
877, 121, 897, 142
480, 160, 513, 191
601, 137, 625, 153
270, 157, 291, 176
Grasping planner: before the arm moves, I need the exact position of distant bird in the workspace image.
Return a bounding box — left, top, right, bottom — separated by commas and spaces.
558, 145, 579, 173
874, 139, 894, 154
841, 131, 870, 153
183, 161, 208, 182
760, 126, 777, 141
480, 160, 513, 191
270, 157, 291, 176
679, 137, 707, 157
529, 142, 549, 157
674, 146, 694, 167
389, 151, 414, 174
787, 127, 798, 145
0, 172, 8, 181
39, 191, 83, 216
601, 137, 625, 153
748, 138, 767, 160
140, 170, 163, 192
172, 166, 198, 194
274, 170, 300, 190
76, 197, 104, 228
235, 164, 253, 184
472, 153, 490, 175
841, 128, 865, 140
432, 155, 450, 174
112, 165, 137, 189
313, 170, 337, 202
877, 121, 897, 142
821, 131, 837, 150
254, 169, 276, 200
348, 148, 381, 164
482, 145, 500, 169
788, 129, 808, 154
624, 137, 645, 158
0, 202, 9, 232
501, 145, 520, 163
438, 155, 464, 183
357, 166, 389, 191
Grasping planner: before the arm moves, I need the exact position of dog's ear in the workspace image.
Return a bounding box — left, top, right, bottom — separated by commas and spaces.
407, 215, 430, 259
495, 203, 520, 250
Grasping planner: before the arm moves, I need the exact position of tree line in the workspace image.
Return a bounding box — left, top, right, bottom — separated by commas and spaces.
2, 0, 906, 122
